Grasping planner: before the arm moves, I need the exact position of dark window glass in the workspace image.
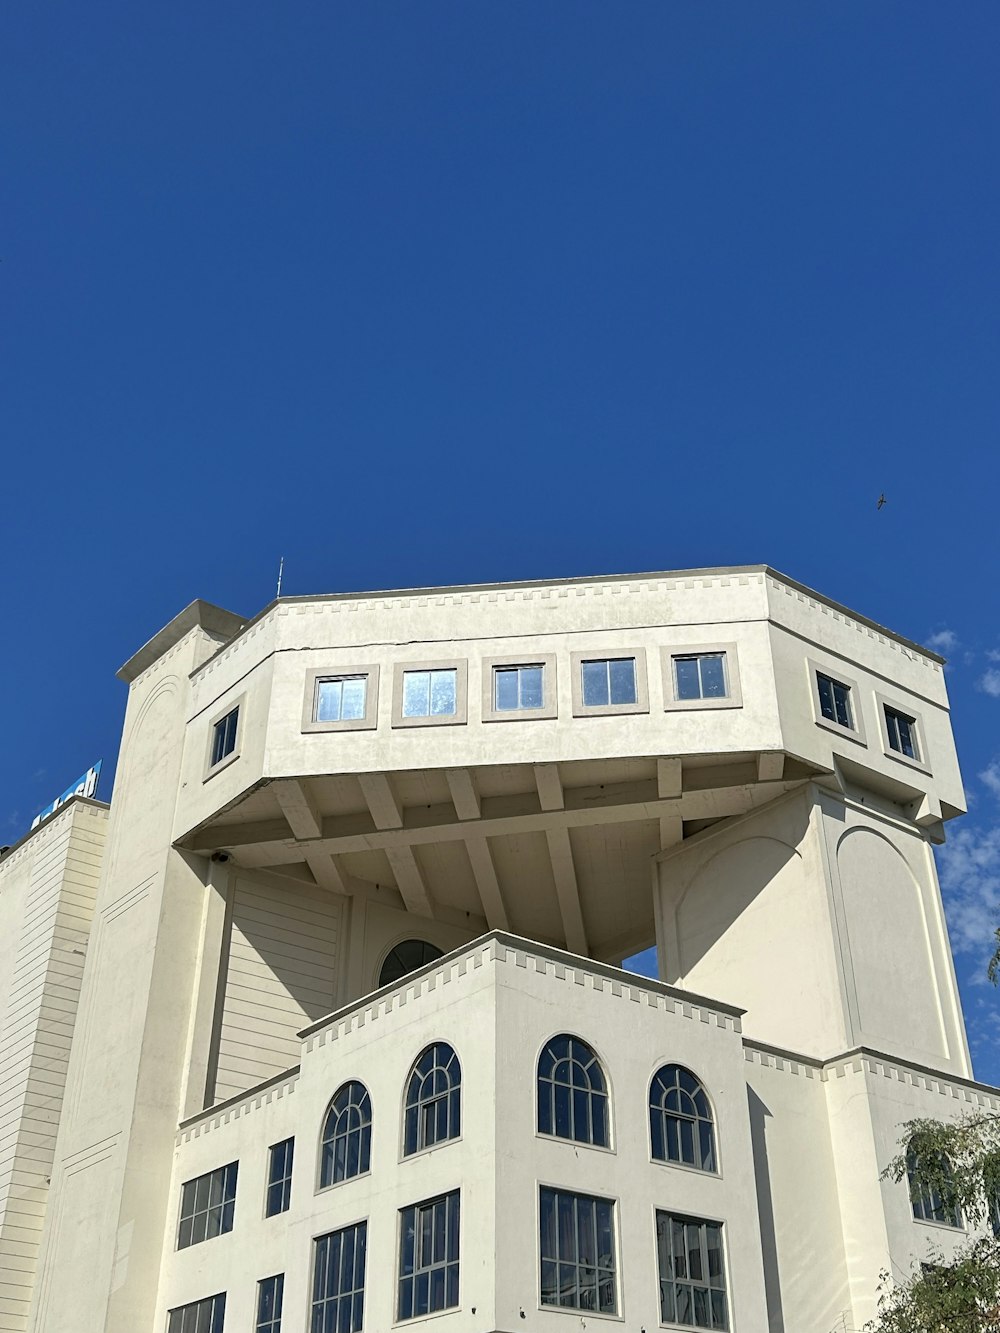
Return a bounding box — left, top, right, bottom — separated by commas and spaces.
816, 673, 852, 729
379, 940, 444, 988
885, 706, 919, 760
398, 1192, 460, 1321
907, 1147, 962, 1228
581, 658, 637, 708
256, 1275, 283, 1333
177, 1162, 238, 1249
674, 654, 727, 701
650, 1065, 717, 1172
403, 1043, 461, 1156
494, 664, 544, 711
211, 709, 239, 766
537, 1034, 609, 1147
313, 1221, 367, 1333
320, 1082, 372, 1187
265, 1138, 293, 1217
657, 1212, 728, 1330
989, 1190, 1000, 1239
539, 1187, 616, 1314
167, 1293, 227, 1333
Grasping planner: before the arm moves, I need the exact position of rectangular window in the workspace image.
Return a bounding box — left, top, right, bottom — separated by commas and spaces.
211, 708, 239, 767
581, 657, 637, 709
314, 1221, 367, 1333
539, 1187, 617, 1315
494, 664, 544, 711
673, 653, 728, 701
885, 705, 919, 760
167, 1293, 226, 1333
177, 1162, 238, 1250
265, 1138, 293, 1217
402, 668, 458, 718
656, 1211, 728, 1331
255, 1275, 283, 1333
398, 1191, 460, 1321
316, 676, 368, 723
816, 672, 853, 730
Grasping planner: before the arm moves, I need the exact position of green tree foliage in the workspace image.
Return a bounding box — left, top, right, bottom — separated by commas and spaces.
866, 1114, 1000, 1332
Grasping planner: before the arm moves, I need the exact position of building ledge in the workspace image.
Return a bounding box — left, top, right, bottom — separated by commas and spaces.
117, 600, 245, 683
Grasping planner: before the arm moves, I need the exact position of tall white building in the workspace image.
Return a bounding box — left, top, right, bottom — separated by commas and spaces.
0, 565, 995, 1333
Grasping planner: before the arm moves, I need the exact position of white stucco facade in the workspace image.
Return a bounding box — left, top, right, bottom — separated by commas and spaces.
0, 565, 992, 1333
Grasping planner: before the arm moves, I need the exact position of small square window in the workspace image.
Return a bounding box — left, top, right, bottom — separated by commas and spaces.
317, 676, 367, 722
392, 661, 468, 728
571, 651, 648, 717
496, 664, 543, 710
662, 644, 742, 711
177, 1162, 238, 1249
264, 1138, 293, 1217
302, 666, 379, 733
211, 708, 239, 767
816, 672, 853, 729
675, 653, 727, 700
481, 654, 558, 722
884, 706, 919, 760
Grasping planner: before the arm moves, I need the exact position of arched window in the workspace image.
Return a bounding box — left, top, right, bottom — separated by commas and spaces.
320, 1081, 372, 1187
380, 940, 444, 988
649, 1065, 716, 1172
907, 1144, 962, 1228
403, 1043, 461, 1156
537, 1035, 609, 1147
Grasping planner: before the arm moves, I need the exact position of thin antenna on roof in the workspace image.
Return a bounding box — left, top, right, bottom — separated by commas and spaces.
276, 556, 284, 599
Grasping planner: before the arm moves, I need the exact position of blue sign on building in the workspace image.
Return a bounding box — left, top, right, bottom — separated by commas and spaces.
31, 761, 103, 831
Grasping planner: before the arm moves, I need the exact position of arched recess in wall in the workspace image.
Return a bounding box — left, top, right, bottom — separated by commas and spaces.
835, 826, 947, 1062
105, 676, 181, 885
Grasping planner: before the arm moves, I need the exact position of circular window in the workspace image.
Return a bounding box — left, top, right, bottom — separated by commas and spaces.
379, 939, 444, 987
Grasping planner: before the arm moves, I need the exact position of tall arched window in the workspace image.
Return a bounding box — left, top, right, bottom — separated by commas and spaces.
537, 1035, 609, 1147
320, 1081, 372, 1187
649, 1065, 716, 1172
907, 1143, 962, 1228
403, 1043, 461, 1156
379, 940, 443, 988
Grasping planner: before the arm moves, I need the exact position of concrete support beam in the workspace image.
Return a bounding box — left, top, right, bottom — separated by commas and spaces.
657, 758, 682, 799
305, 850, 349, 896
358, 773, 403, 830
464, 837, 510, 931
273, 779, 323, 840
384, 845, 434, 918
757, 752, 785, 782
446, 768, 481, 821
535, 764, 564, 812
545, 827, 588, 956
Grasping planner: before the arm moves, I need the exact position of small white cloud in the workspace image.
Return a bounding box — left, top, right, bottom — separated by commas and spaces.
925, 629, 958, 653
977, 669, 1000, 697
981, 762, 1000, 800
936, 823, 1000, 960
988, 649, 1000, 664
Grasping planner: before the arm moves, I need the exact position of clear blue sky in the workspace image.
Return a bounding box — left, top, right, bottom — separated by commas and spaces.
3, 4, 998, 1079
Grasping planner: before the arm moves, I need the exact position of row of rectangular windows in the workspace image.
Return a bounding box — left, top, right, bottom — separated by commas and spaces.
170, 1188, 729, 1332
208, 652, 927, 771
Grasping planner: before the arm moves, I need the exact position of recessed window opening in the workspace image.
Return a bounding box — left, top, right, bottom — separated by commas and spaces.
816, 673, 853, 729
494, 664, 544, 711
398, 1192, 460, 1321
264, 1138, 293, 1217
885, 705, 919, 760
321, 1082, 372, 1187
316, 676, 367, 723
537, 1034, 609, 1147
379, 940, 443, 988
255, 1275, 283, 1333
314, 1221, 367, 1333
539, 1187, 617, 1314
177, 1162, 238, 1249
402, 669, 457, 718
168, 1294, 227, 1333
656, 1212, 728, 1330
211, 708, 239, 767
404, 1043, 461, 1155
674, 653, 728, 701
581, 657, 637, 708
907, 1146, 962, 1228
650, 1065, 717, 1172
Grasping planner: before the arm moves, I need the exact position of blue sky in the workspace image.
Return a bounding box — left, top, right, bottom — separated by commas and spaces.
3, 4, 999, 1079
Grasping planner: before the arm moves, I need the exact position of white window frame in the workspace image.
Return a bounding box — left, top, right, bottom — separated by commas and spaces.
302, 665, 380, 733
661, 644, 742, 712
391, 660, 468, 728
875, 692, 931, 773
204, 694, 246, 780
570, 650, 649, 718
806, 659, 867, 746
481, 654, 558, 722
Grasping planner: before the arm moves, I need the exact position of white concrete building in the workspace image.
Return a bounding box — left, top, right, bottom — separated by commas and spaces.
0, 564, 995, 1333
